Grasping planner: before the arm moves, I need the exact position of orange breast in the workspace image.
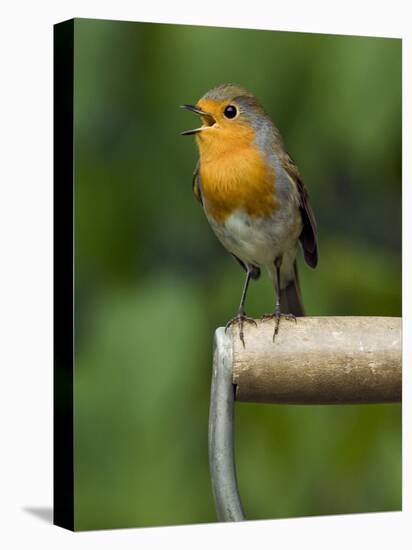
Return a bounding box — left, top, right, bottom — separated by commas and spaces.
199, 142, 278, 223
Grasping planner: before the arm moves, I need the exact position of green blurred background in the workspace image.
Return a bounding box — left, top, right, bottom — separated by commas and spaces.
73, 19, 401, 530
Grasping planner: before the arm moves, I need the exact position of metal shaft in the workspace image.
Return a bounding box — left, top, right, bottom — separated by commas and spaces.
208, 328, 245, 521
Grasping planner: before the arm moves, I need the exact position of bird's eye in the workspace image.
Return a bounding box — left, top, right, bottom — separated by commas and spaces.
223, 105, 237, 119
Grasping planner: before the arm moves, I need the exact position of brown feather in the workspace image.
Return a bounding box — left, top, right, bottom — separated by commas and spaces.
282, 154, 318, 268
279, 261, 305, 316
192, 161, 203, 205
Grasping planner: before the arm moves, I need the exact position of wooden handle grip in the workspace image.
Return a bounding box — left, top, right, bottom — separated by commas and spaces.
227, 316, 401, 404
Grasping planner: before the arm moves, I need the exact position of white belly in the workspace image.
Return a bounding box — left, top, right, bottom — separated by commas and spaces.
207, 205, 302, 286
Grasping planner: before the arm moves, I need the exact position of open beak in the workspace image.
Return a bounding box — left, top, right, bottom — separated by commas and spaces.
180, 104, 215, 135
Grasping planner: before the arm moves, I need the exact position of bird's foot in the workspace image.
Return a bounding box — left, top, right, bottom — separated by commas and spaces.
225, 311, 257, 347
261, 311, 296, 341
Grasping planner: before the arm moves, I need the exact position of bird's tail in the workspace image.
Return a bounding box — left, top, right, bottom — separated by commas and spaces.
279, 261, 305, 316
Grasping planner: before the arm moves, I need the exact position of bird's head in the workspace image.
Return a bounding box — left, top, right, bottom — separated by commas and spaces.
181, 84, 269, 159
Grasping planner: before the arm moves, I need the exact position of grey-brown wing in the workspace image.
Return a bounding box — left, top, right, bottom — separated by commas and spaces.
283, 155, 318, 268
192, 160, 203, 205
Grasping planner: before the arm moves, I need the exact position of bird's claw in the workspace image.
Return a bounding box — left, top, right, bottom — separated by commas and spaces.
261, 312, 296, 322
225, 312, 257, 347
261, 311, 297, 341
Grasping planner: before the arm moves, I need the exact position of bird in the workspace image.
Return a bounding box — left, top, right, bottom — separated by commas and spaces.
181, 83, 318, 345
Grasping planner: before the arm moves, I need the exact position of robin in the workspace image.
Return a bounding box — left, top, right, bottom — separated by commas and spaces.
181, 84, 318, 345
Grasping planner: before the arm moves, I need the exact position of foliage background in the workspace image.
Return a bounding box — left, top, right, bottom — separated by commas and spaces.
73, 18, 401, 530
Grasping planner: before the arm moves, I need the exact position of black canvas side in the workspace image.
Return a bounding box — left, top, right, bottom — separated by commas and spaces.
53, 18, 74, 531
